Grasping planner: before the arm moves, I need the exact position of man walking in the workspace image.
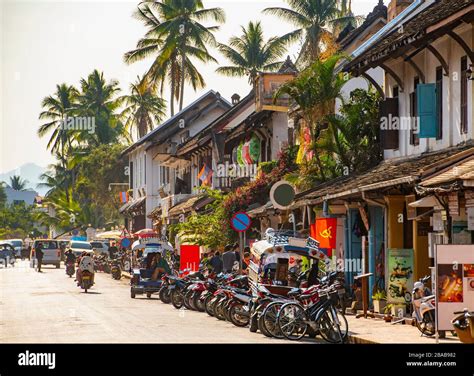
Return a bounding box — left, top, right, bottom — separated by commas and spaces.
209, 251, 223, 274
108, 241, 118, 259
222, 245, 237, 273
35, 242, 44, 272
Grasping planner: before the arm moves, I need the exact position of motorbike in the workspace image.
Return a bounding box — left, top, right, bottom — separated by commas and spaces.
411, 275, 436, 336
110, 259, 122, 280
81, 270, 93, 293
66, 261, 75, 278
452, 309, 474, 343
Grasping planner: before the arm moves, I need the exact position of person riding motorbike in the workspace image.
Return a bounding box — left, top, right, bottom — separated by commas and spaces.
65, 249, 76, 274
76, 251, 95, 286
151, 252, 171, 281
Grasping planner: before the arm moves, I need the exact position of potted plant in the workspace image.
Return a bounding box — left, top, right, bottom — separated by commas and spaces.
372, 290, 387, 314
384, 304, 393, 322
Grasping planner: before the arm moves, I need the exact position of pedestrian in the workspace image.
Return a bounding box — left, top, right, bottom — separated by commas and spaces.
35, 242, 44, 272
233, 243, 241, 264
242, 249, 251, 274
108, 241, 118, 259
209, 251, 223, 274
222, 244, 237, 273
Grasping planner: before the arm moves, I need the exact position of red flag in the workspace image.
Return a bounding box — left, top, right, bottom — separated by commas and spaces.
311, 218, 337, 251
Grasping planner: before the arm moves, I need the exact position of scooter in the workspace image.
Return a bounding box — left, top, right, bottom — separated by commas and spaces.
412, 275, 436, 336
66, 261, 75, 278
81, 270, 94, 293
110, 259, 122, 280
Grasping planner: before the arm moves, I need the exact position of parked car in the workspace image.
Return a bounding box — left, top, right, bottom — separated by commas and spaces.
30, 240, 61, 268
69, 240, 93, 257
6, 239, 24, 258
90, 240, 109, 256
0, 243, 16, 267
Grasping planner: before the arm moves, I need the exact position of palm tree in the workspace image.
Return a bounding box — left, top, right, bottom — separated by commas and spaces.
75, 70, 127, 146
275, 54, 347, 180
9, 175, 28, 191
216, 21, 287, 86
263, 0, 362, 65
0, 182, 7, 207
38, 83, 78, 157
120, 76, 167, 139
125, 0, 225, 115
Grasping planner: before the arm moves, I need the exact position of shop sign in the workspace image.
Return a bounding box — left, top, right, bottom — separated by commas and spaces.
436, 245, 474, 331
386, 249, 414, 304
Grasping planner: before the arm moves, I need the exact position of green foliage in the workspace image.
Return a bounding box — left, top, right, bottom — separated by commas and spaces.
9, 175, 28, 191
0, 202, 39, 238
0, 183, 7, 207
372, 290, 387, 301
216, 21, 286, 84
170, 188, 231, 249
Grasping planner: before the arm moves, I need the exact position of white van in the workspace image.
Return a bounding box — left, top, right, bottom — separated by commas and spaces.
31, 240, 61, 268
69, 240, 93, 257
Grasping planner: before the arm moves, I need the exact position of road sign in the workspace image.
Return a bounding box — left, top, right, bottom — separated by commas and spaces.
270, 180, 295, 210
230, 212, 251, 232
120, 238, 131, 248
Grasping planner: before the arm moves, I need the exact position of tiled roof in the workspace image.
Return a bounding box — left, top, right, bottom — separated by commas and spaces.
346, 0, 473, 73
293, 143, 474, 207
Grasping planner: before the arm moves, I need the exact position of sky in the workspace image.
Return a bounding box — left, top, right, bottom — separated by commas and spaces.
0, 0, 386, 174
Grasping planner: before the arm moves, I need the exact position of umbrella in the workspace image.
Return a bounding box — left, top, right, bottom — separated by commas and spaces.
95, 230, 122, 240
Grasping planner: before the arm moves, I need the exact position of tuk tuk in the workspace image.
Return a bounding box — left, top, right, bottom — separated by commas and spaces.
248, 229, 327, 296
130, 240, 173, 299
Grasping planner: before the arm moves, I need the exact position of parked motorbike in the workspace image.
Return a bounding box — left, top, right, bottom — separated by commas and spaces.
452, 309, 474, 343
411, 275, 436, 336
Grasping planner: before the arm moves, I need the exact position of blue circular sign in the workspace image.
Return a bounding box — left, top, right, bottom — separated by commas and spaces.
231, 212, 251, 232
120, 238, 131, 248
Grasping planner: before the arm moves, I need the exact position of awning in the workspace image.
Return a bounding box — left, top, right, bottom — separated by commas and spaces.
408, 195, 442, 209
95, 230, 122, 240
292, 144, 474, 207
153, 153, 190, 169
168, 195, 202, 217
420, 155, 474, 186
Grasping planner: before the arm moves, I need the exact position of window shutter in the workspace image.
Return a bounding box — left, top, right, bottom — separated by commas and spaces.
379, 98, 399, 149
417, 83, 438, 138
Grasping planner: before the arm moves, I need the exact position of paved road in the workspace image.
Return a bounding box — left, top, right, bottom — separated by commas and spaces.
0, 261, 315, 343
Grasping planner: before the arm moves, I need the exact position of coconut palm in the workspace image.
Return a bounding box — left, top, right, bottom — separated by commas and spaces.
120, 76, 167, 139
75, 70, 127, 146
263, 0, 362, 65
216, 21, 287, 86
124, 0, 225, 115
275, 54, 347, 180
9, 175, 28, 191
38, 83, 78, 157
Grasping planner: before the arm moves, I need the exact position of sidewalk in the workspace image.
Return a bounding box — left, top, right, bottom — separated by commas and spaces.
346, 314, 460, 344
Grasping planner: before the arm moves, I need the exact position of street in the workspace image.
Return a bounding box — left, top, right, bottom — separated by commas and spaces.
0, 261, 313, 343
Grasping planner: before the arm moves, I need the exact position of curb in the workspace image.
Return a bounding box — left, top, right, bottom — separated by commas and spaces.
347, 333, 379, 344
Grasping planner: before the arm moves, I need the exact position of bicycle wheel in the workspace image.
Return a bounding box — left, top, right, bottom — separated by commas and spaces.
262, 301, 285, 339
319, 306, 348, 343
277, 303, 308, 340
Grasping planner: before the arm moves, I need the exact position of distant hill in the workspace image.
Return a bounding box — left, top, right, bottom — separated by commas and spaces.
0, 163, 47, 195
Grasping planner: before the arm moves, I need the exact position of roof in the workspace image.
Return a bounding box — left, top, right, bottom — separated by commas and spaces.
337, 0, 387, 50
122, 90, 231, 155
420, 155, 474, 186
293, 143, 474, 207
346, 0, 473, 73
167, 195, 205, 217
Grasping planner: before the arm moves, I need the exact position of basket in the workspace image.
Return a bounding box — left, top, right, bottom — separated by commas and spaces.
452, 314, 474, 344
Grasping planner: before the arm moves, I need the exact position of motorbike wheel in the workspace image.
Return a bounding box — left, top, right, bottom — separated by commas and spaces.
184, 290, 195, 310
262, 302, 285, 339
205, 295, 216, 317
159, 287, 171, 304
416, 311, 436, 337
319, 307, 348, 344
131, 289, 136, 299
171, 289, 184, 309
258, 314, 272, 337
249, 314, 259, 333
214, 298, 227, 321
193, 292, 205, 312
229, 302, 250, 327
223, 300, 233, 322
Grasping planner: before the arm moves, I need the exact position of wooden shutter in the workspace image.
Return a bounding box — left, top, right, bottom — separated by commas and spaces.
417, 83, 438, 138
379, 98, 399, 149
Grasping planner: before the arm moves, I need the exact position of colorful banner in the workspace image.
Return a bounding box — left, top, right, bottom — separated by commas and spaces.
179, 244, 200, 274
387, 249, 414, 304
311, 218, 337, 250
436, 245, 474, 331
198, 164, 213, 186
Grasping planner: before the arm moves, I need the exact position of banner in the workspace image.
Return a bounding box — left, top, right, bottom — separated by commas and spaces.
179, 244, 200, 274
436, 245, 474, 331
311, 218, 337, 250
387, 249, 414, 304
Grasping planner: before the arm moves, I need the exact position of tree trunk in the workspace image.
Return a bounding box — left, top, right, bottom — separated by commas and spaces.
170, 71, 175, 116
179, 51, 185, 112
